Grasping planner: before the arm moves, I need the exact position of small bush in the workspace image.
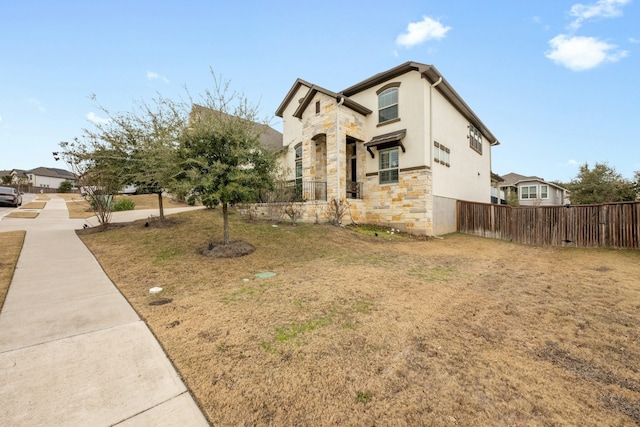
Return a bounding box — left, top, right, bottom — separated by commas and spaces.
58, 180, 73, 193
114, 198, 136, 211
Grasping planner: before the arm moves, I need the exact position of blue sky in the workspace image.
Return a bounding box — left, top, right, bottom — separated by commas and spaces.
1, 0, 638, 183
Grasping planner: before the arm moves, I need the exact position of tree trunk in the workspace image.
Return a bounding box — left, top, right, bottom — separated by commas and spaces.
157, 192, 165, 222
222, 202, 230, 245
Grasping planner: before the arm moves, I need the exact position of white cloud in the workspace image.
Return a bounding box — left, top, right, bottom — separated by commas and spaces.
86, 112, 111, 125
146, 71, 169, 84
546, 34, 628, 71
396, 16, 451, 48
569, 0, 630, 30
27, 98, 45, 112
629, 37, 640, 43
0, 114, 2, 122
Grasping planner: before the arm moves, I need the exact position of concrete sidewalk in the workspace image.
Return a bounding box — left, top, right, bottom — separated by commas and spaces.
0, 196, 209, 426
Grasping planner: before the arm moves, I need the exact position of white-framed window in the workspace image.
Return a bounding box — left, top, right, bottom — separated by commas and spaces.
378, 87, 398, 124
469, 124, 482, 154
434, 141, 450, 167
520, 185, 537, 199
379, 148, 399, 184
540, 185, 548, 199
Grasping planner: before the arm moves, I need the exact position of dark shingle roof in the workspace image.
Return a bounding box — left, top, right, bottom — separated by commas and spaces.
27, 167, 76, 179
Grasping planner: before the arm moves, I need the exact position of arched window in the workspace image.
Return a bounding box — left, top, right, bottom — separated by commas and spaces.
378, 87, 399, 123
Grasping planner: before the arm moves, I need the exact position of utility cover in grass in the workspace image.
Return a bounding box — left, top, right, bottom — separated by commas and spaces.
255, 271, 276, 279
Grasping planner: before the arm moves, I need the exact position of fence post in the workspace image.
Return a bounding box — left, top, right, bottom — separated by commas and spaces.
599, 204, 609, 247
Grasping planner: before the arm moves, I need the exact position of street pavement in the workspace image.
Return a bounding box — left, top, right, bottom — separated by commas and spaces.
0, 195, 209, 426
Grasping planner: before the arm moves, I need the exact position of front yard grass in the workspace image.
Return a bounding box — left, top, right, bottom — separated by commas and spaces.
78, 208, 640, 426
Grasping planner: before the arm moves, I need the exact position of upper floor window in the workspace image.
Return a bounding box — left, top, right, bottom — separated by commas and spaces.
520, 185, 537, 199
379, 148, 399, 184
434, 141, 450, 167
469, 124, 482, 154
540, 185, 548, 199
378, 87, 399, 124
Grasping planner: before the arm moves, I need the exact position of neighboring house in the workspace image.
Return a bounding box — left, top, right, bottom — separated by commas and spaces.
491, 172, 506, 204
190, 104, 283, 151
275, 61, 500, 236
24, 167, 77, 189
499, 172, 570, 206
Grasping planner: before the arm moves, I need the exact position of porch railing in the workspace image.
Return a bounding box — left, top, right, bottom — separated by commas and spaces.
347, 181, 363, 199
258, 181, 327, 203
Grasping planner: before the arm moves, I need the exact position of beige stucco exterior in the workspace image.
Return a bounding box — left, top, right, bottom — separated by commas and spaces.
270, 62, 500, 236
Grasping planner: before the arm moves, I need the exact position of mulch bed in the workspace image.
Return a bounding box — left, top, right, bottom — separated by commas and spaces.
201, 241, 255, 258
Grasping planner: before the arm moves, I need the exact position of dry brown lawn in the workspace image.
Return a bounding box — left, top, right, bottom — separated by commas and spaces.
6, 201, 47, 218
20, 202, 47, 210
5, 212, 40, 219
78, 209, 640, 426
0, 231, 25, 310
58, 193, 188, 219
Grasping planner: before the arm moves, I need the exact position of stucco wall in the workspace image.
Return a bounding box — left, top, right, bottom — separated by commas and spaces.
28, 175, 69, 189
348, 72, 428, 173
430, 86, 492, 203
432, 195, 458, 236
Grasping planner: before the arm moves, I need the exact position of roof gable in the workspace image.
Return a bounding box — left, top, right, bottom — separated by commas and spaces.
292, 84, 372, 119
275, 78, 313, 118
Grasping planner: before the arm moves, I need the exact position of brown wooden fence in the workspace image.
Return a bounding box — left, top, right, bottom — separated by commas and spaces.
457, 200, 640, 249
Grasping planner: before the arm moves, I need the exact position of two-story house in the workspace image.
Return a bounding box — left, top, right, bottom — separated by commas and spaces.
499, 172, 570, 206
275, 61, 500, 236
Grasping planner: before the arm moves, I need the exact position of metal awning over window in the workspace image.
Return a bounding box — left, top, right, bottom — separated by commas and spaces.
364, 129, 406, 158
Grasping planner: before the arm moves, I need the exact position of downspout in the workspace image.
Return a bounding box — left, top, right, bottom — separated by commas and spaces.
336, 95, 345, 210
429, 77, 443, 163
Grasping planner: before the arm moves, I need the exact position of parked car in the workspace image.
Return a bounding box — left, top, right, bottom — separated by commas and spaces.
0, 186, 22, 207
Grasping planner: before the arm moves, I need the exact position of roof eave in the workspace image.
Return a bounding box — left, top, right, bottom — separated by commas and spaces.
293, 86, 372, 119
275, 78, 313, 118
341, 61, 428, 96
420, 65, 499, 146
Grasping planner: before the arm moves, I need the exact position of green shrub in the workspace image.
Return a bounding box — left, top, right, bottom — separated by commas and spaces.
58, 181, 73, 193
114, 198, 136, 211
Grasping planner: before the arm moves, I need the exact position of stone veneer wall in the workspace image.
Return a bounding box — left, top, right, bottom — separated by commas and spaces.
350, 166, 433, 235
243, 166, 434, 235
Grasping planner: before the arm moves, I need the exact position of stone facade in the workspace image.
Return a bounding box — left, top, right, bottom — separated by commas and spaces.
350, 166, 433, 235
